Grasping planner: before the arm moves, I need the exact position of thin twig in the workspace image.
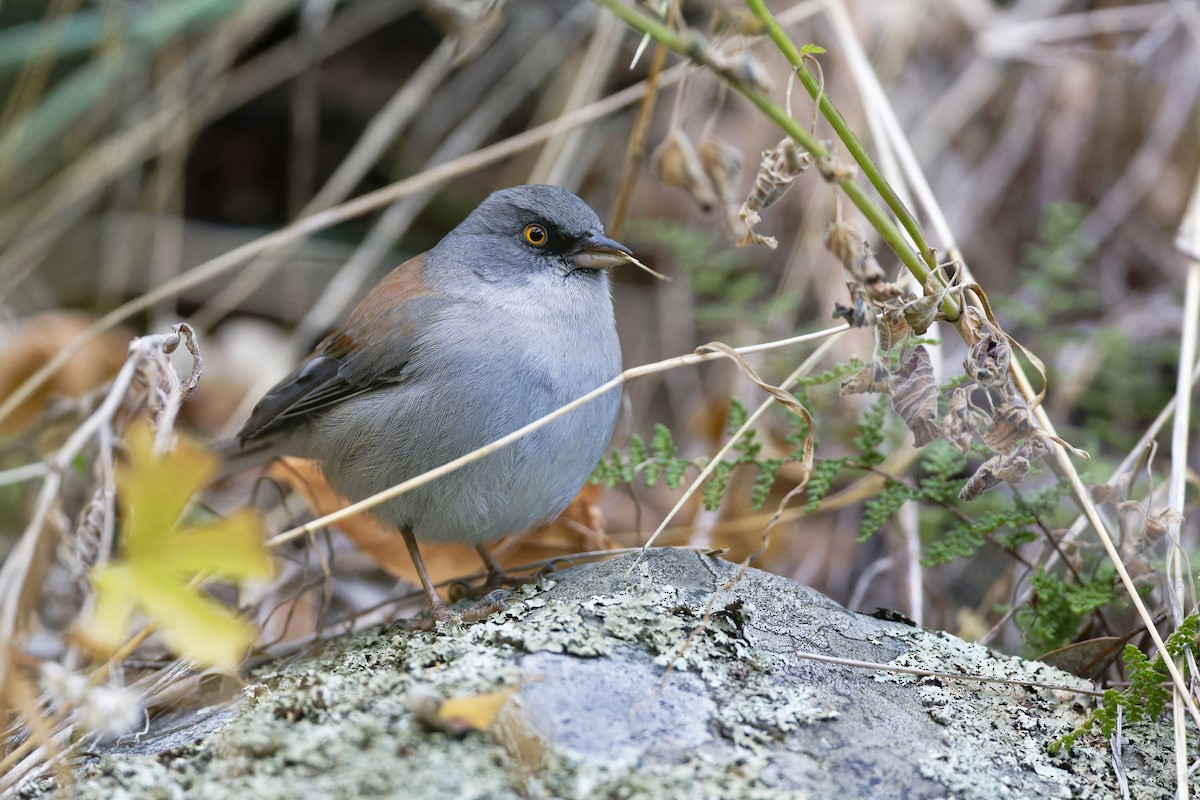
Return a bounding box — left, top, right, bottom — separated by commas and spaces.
266, 325, 848, 548
793, 650, 1105, 698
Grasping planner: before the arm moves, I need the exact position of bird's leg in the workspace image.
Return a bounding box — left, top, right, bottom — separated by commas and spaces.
401, 528, 453, 624
475, 544, 539, 591
399, 532, 511, 627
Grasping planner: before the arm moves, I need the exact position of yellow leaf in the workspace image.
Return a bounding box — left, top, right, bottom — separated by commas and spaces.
165, 510, 273, 582
117, 425, 217, 559
80, 565, 139, 654
437, 685, 520, 732
82, 423, 272, 670
133, 568, 257, 671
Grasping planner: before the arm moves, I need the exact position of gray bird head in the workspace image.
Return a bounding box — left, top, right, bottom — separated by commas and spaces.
433, 184, 632, 284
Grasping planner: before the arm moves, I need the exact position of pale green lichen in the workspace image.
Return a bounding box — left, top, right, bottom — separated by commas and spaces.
19, 550, 1179, 799
879, 627, 1178, 800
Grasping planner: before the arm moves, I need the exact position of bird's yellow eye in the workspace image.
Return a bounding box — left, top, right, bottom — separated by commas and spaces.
523, 224, 548, 246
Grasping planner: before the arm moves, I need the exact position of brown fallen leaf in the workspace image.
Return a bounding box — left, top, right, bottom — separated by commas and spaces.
269, 457, 612, 595
0, 311, 130, 435
1039, 633, 1142, 681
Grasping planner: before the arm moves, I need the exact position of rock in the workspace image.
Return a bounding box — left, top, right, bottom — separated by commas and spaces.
20, 549, 1175, 799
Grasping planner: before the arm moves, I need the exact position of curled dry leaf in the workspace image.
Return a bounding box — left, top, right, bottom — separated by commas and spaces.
964, 319, 1012, 390
737, 137, 809, 248
941, 387, 988, 454
1039, 632, 1141, 680
890, 346, 940, 447
696, 341, 815, 491
823, 217, 859, 273
698, 136, 742, 207
980, 399, 1037, 453
655, 129, 718, 211
839, 356, 891, 396
698, 136, 744, 236
902, 292, 941, 336
832, 282, 877, 328
1144, 507, 1184, 539
876, 298, 914, 353
823, 219, 897, 301
960, 437, 1049, 501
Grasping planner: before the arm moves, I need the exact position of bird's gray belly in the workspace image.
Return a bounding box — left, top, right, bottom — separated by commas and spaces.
304, 352, 619, 545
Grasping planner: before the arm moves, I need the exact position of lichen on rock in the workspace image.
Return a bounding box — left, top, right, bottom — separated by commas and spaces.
19, 549, 1179, 799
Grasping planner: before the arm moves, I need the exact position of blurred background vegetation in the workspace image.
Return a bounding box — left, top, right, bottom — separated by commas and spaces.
1, 0, 1198, 717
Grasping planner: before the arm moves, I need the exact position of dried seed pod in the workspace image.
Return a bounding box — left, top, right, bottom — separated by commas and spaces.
981, 399, 1037, 453
707, 48, 773, 94
421, 0, 504, 62
815, 152, 858, 183
735, 208, 777, 249
697, 136, 742, 208
743, 137, 808, 213
654, 129, 718, 211
736, 137, 810, 248
61, 486, 111, 578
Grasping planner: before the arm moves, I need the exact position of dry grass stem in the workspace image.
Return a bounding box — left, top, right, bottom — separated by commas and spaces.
792, 650, 1106, 698
0, 61, 689, 431
267, 325, 848, 548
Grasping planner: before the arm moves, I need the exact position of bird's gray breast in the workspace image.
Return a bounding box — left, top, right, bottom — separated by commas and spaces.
307, 275, 621, 545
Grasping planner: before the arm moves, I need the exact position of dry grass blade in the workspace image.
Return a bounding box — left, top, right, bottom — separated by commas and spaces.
0, 61, 690, 430
268, 326, 848, 549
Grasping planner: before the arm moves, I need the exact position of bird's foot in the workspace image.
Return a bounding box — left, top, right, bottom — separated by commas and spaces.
448, 565, 551, 602
399, 589, 514, 631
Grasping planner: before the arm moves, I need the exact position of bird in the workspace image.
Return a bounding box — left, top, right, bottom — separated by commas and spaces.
231, 184, 630, 624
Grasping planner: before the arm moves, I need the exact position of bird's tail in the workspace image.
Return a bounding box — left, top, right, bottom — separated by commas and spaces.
209, 436, 281, 484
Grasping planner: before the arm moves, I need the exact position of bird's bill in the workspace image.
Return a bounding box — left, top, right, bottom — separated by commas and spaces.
569, 232, 634, 271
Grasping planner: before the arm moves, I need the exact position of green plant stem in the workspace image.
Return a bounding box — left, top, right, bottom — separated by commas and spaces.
592, 0, 959, 320
747, 0, 938, 274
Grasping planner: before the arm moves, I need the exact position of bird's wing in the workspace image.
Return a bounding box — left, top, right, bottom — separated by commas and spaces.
237, 253, 439, 443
